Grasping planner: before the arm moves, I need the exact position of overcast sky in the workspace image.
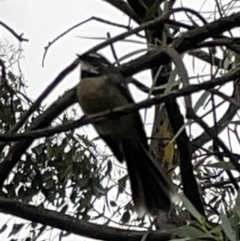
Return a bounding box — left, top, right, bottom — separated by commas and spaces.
0, 0, 235, 240
0, 1, 151, 240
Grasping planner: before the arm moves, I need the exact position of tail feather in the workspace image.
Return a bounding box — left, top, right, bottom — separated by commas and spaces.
122, 138, 176, 216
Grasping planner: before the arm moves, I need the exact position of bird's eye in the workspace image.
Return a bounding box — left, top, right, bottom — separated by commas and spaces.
80, 61, 99, 74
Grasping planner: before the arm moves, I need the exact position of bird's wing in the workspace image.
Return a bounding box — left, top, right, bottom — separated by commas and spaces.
104, 66, 149, 150
122, 138, 175, 215
98, 133, 125, 162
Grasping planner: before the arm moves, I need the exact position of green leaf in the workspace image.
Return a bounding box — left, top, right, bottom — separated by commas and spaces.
231, 214, 240, 241
173, 226, 215, 240
60, 204, 69, 213
77, 35, 145, 45
193, 91, 211, 113
115, 48, 147, 65
170, 119, 191, 144
59, 165, 72, 182
118, 175, 128, 195
70, 189, 78, 203
32, 143, 46, 156
144, 0, 160, 22
110, 200, 117, 207
164, 67, 178, 94
234, 189, 240, 217
205, 162, 235, 170
105, 160, 112, 175
170, 239, 191, 241
121, 210, 130, 223
223, 57, 231, 70
0, 224, 7, 234
8, 223, 24, 237
181, 195, 204, 224
220, 211, 236, 241
94, 184, 106, 197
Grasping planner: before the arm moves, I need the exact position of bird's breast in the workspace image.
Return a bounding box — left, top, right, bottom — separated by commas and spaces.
77, 77, 128, 113
77, 76, 132, 136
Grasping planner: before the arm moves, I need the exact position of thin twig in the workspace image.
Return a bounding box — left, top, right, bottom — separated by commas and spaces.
192, 80, 240, 153
209, 89, 239, 106
42, 17, 131, 67
203, 177, 240, 189
0, 21, 28, 42
187, 109, 240, 176
107, 32, 119, 64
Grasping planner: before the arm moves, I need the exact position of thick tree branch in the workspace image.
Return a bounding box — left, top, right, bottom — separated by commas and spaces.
0, 197, 173, 241
120, 12, 240, 76
0, 65, 239, 142
1, 10, 240, 199
1, 63, 239, 188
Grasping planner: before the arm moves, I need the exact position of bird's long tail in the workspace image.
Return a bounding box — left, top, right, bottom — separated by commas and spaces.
122, 139, 177, 216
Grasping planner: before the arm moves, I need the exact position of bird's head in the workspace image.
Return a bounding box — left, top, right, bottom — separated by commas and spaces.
78, 53, 111, 78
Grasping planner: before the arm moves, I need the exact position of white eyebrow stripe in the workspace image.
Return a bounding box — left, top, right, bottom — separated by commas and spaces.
88, 53, 101, 58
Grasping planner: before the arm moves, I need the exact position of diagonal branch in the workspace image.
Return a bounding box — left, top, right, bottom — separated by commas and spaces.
1, 63, 239, 188
0, 197, 173, 241
0, 20, 29, 42
2, 10, 240, 193
188, 49, 233, 70
14, 10, 240, 140
104, 0, 141, 23
120, 12, 240, 76
0, 65, 239, 142
192, 86, 239, 153
187, 109, 240, 174
42, 17, 132, 67
0, 88, 77, 187
0, 58, 79, 154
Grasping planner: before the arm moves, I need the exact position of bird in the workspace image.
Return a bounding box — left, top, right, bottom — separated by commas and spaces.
76, 52, 177, 216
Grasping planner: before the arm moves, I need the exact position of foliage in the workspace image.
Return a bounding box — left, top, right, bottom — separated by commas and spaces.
0, 0, 240, 241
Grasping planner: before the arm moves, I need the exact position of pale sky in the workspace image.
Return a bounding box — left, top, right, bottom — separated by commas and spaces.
0, 0, 236, 240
